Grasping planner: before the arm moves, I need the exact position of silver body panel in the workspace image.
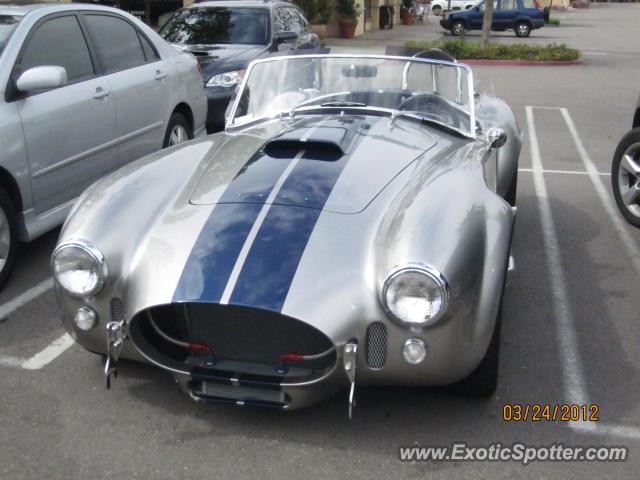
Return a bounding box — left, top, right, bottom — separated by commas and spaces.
0, 4, 207, 242
55, 69, 521, 409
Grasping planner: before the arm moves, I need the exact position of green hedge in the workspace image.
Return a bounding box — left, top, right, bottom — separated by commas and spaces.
405, 38, 580, 61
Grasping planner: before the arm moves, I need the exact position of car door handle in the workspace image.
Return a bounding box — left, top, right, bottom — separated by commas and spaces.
154, 70, 167, 81
93, 87, 111, 100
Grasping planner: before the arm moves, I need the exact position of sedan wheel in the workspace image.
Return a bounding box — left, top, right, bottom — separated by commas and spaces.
612, 129, 640, 227
451, 20, 466, 36
163, 112, 193, 148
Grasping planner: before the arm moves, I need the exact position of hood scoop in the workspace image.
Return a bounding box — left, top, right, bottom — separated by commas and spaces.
263, 123, 352, 161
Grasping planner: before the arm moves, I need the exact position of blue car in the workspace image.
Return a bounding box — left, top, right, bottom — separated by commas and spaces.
440, 0, 545, 37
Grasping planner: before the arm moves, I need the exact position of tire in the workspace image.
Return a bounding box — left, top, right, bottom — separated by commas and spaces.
163, 112, 193, 148
432, 5, 442, 15
451, 20, 466, 36
611, 128, 640, 228
0, 188, 19, 289
514, 21, 531, 37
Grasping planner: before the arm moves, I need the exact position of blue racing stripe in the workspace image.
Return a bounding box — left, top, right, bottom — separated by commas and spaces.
229, 149, 352, 312
173, 150, 294, 302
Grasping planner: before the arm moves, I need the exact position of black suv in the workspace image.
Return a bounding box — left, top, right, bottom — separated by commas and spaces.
160, 0, 319, 133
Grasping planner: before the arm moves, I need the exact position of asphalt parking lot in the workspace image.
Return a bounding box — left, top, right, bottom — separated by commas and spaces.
2, 4, 640, 479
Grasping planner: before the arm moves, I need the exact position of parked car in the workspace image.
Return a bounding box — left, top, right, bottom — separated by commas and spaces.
611, 95, 640, 227
159, 0, 319, 134
0, 3, 207, 287
440, 0, 545, 37
430, 0, 477, 16
53, 52, 521, 412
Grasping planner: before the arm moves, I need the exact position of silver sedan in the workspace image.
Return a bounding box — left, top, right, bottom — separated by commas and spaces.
0, 3, 207, 287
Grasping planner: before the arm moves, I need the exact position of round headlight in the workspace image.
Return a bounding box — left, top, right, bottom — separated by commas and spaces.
52, 240, 107, 297
382, 263, 448, 327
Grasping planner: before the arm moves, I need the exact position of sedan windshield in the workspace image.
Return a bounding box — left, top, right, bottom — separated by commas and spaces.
160, 7, 269, 45
0, 14, 22, 58
228, 55, 475, 137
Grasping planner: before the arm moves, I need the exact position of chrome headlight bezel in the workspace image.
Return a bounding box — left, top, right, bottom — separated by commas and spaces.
381, 263, 449, 328
52, 239, 108, 298
205, 69, 245, 89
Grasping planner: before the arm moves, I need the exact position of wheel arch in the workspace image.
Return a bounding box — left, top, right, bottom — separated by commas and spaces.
632, 107, 640, 129
171, 102, 194, 133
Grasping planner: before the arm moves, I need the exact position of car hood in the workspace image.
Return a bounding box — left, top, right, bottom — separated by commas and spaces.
172, 43, 267, 80
189, 115, 437, 214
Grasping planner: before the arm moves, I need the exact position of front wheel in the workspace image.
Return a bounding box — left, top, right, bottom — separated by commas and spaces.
163, 112, 193, 148
515, 21, 531, 37
612, 128, 640, 228
451, 20, 466, 36
0, 189, 18, 289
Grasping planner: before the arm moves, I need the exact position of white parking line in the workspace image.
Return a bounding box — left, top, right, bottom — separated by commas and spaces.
0, 355, 25, 368
518, 168, 611, 176
559, 107, 640, 277
526, 106, 589, 407
527, 106, 640, 441
0, 277, 54, 320
21, 333, 74, 370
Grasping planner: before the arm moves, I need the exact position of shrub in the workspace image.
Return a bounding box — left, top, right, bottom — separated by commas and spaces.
405, 38, 581, 61
336, 0, 357, 20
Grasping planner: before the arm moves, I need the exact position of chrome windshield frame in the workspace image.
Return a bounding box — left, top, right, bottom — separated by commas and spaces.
226, 53, 476, 139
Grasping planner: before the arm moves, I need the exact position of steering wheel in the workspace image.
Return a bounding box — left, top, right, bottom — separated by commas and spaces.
398, 93, 460, 129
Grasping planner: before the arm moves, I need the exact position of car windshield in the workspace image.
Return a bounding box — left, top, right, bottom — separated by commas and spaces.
160, 7, 269, 45
228, 55, 475, 137
0, 14, 22, 58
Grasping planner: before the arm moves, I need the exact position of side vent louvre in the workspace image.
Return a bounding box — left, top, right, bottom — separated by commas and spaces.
111, 298, 125, 323
366, 322, 387, 369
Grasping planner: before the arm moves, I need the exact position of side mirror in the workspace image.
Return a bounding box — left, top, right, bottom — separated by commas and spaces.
485, 127, 507, 149
475, 6, 480, 11
16, 66, 67, 92
275, 31, 299, 44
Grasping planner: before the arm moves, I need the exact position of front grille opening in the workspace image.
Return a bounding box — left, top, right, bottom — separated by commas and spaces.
129, 303, 336, 382
366, 322, 388, 369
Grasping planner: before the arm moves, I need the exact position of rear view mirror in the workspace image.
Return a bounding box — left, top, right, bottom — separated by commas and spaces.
275, 31, 299, 43
16, 66, 67, 92
341, 64, 378, 78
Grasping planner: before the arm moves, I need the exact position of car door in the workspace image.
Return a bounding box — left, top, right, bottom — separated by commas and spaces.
467, 0, 489, 28
493, 0, 517, 29
82, 13, 170, 166
11, 13, 118, 215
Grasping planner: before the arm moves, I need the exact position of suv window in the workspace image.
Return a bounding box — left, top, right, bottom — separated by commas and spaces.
499, 0, 515, 9
84, 14, 146, 72
521, 0, 537, 7
285, 7, 303, 34
19, 15, 94, 83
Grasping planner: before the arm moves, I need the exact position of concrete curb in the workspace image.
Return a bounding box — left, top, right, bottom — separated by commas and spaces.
458, 59, 582, 66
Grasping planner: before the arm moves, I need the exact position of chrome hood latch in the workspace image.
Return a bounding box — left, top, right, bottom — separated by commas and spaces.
343, 340, 358, 419
104, 320, 125, 389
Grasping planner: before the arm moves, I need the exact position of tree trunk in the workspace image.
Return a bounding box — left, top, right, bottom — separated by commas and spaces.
480, 0, 494, 49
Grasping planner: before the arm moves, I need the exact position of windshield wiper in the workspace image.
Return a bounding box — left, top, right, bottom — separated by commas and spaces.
320, 101, 367, 107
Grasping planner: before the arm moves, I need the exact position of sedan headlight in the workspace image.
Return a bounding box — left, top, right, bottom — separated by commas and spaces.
52, 240, 107, 297
382, 263, 448, 327
205, 69, 245, 88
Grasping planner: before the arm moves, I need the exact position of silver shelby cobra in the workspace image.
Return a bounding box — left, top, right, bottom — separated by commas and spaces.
53, 53, 522, 413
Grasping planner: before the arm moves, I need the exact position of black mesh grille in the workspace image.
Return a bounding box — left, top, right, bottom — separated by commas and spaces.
366, 322, 387, 368
111, 298, 125, 323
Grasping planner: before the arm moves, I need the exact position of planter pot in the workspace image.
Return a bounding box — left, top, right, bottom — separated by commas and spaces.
310, 24, 327, 39
401, 11, 414, 25
339, 20, 357, 39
